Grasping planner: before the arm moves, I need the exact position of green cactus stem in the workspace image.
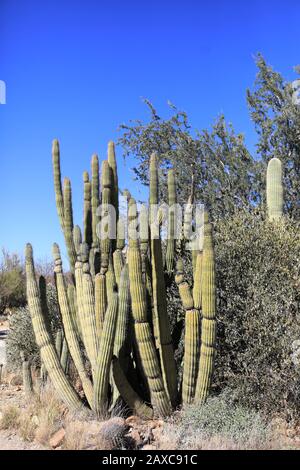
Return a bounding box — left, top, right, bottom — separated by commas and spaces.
20, 351, 33, 397
94, 273, 107, 338
195, 212, 216, 403
175, 259, 200, 404
128, 201, 171, 417
267, 157, 283, 221
91, 154, 100, 249
112, 357, 154, 419
53, 243, 94, 407
107, 141, 119, 225
94, 292, 119, 415
149, 154, 178, 408
63, 177, 77, 273
166, 169, 177, 275
100, 160, 112, 273
80, 243, 99, 375
25, 243, 83, 410
83, 171, 92, 246
52, 139, 65, 230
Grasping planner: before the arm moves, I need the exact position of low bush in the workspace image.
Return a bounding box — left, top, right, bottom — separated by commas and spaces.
214, 210, 300, 420
159, 390, 271, 450
6, 283, 61, 370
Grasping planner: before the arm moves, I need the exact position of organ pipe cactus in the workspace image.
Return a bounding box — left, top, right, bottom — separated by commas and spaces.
128, 200, 171, 416
149, 154, 177, 408
20, 351, 33, 397
53, 243, 94, 408
195, 212, 216, 403
266, 157, 283, 221
26, 137, 218, 419
25, 243, 83, 410
175, 260, 200, 404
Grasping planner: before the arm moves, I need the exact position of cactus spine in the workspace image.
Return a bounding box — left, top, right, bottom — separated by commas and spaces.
267, 157, 283, 221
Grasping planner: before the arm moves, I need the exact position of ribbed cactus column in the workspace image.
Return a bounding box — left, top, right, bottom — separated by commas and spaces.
266, 157, 283, 221
94, 273, 107, 337
107, 141, 119, 225
53, 243, 94, 408
149, 154, 177, 408
113, 265, 130, 367
20, 351, 33, 397
80, 243, 99, 375
100, 160, 112, 273
195, 212, 216, 403
113, 219, 125, 287
112, 357, 154, 419
91, 154, 100, 249
175, 259, 200, 404
25, 244, 83, 410
52, 140, 76, 273
63, 178, 77, 272
128, 199, 171, 417
52, 139, 65, 230
166, 169, 176, 275
94, 292, 119, 415
83, 171, 92, 247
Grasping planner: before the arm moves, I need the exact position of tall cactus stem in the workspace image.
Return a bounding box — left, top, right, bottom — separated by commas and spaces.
266, 157, 283, 221
195, 212, 216, 403
25, 243, 83, 410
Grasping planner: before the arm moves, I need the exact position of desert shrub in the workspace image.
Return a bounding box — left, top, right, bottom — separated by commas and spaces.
213, 210, 300, 420
159, 390, 270, 450
0, 405, 20, 430
0, 249, 26, 314
6, 283, 61, 370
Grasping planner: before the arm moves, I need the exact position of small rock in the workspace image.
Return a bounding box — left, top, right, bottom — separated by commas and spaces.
49, 428, 66, 448
126, 415, 141, 427
31, 415, 39, 426
130, 429, 142, 447
286, 428, 296, 438
9, 375, 23, 386
141, 444, 156, 450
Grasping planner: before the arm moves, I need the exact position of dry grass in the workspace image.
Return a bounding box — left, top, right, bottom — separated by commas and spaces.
32, 386, 65, 444
0, 405, 20, 430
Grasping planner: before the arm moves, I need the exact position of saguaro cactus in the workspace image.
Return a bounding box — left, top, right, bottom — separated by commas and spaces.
267, 157, 283, 221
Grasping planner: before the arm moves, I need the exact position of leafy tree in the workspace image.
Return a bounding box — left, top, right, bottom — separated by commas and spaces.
118, 100, 260, 220
0, 249, 26, 315
247, 54, 300, 217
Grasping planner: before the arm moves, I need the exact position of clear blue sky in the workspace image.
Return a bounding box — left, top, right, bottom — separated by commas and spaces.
0, 0, 299, 266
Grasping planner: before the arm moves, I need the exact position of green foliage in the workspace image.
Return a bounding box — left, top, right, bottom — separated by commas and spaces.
214, 210, 300, 419
118, 100, 260, 219
6, 283, 61, 370
0, 249, 26, 314
247, 54, 300, 217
